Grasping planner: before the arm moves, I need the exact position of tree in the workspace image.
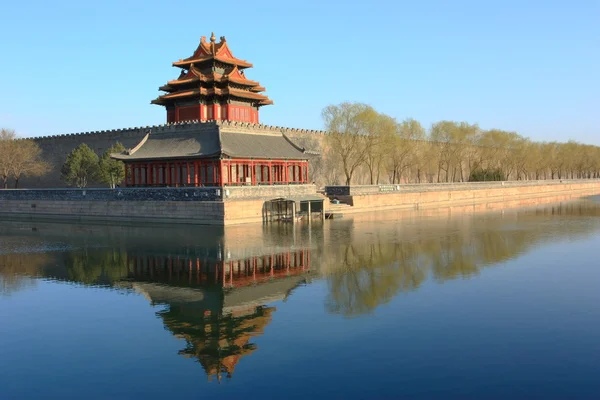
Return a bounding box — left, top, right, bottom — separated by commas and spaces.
323, 102, 378, 185
99, 142, 126, 188
468, 168, 506, 182
11, 139, 50, 188
0, 128, 50, 189
364, 113, 396, 184
61, 144, 100, 188
0, 128, 16, 189
387, 118, 425, 184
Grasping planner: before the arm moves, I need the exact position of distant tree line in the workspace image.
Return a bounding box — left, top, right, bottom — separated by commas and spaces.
309, 102, 600, 186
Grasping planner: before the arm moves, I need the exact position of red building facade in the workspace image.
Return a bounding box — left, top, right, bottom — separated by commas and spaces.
112, 122, 311, 187
114, 34, 311, 188
152, 32, 273, 124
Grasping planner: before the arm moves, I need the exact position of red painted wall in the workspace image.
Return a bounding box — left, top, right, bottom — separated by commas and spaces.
172, 104, 259, 123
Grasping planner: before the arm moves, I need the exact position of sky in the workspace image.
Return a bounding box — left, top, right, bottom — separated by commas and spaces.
1, 0, 598, 144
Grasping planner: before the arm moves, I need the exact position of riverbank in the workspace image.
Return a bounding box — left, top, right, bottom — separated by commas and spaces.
0, 180, 599, 225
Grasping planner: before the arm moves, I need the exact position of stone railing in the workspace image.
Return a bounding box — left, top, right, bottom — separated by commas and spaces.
223, 184, 318, 200
325, 179, 600, 197
0, 185, 321, 202
0, 187, 223, 202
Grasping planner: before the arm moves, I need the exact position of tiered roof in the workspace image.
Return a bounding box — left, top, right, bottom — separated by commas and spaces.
111, 123, 310, 161
152, 33, 272, 107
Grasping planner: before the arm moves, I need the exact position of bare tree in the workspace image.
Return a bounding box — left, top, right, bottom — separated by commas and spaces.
323, 103, 378, 185
0, 129, 17, 189
11, 139, 50, 188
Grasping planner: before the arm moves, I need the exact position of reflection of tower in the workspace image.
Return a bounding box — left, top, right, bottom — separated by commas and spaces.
159, 304, 274, 382
124, 247, 311, 381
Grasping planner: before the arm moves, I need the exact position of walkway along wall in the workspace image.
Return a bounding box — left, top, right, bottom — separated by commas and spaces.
324, 180, 600, 214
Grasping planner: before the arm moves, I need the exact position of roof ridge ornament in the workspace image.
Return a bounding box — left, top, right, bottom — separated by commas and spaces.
210, 32, 216, 43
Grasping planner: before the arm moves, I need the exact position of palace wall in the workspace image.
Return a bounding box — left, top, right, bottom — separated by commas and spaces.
20, 121, 327, 189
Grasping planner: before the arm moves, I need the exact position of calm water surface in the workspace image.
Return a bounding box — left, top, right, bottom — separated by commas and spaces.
1, 197, 600, 399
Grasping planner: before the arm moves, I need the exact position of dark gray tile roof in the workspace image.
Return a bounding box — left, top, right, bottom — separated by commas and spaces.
112, 125, 309, 161
220, 130, 306, 159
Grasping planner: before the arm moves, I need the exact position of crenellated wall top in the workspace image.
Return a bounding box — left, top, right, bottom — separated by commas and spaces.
26, 120, 329, 142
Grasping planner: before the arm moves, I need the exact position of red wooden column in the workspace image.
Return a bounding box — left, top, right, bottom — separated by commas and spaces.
186, 162, 191, 185
217, 160, 224, 186
125, 165, 129, 187
227, 161, 232, 185
268, 161, 272, 185
166, 163, 171, 186
194, 161, 199, 186
146, 163, 152, 186
131, 165, 137, 186
212, 161, 217, 185
284, 161, 289, 184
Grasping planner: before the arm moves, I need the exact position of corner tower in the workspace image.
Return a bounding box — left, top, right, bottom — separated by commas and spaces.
152, 33, 273, 124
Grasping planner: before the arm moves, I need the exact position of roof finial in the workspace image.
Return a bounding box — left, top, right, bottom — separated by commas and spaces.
210, 32, 216, 43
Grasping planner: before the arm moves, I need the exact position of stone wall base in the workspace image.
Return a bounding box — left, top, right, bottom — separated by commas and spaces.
334, 182, 600, 214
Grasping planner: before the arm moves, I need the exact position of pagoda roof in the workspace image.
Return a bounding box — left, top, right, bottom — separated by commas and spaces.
151, 86, 273, 106
161, 65, 261, 91
111, 123, 310, 161
173, 33, 253, 69
153, 33, 272, 108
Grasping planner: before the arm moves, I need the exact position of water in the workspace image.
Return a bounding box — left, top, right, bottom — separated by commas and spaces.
1, 197, 600, 399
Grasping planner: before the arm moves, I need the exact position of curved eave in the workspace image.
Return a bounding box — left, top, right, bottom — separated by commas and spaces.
111, 152, 222, 162
173, 56, 253, 69
221, 155, 307, 160
154, 88, 273, 104
166, 77, 198, 86
165, 75, 260, 88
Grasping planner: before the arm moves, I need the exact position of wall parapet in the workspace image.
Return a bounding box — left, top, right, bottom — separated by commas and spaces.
0, 187, 223, 202
0, 184, 320, 202
224, 184, 318, 200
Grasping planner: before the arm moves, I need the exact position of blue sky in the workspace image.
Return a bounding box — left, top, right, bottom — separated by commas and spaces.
1, 0, 598, 144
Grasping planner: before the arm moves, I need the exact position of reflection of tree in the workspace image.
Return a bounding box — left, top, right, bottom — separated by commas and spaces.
159, 305, 274, 382
324, 201, 600, 316
325, 243, 426, 315
55, 249, 129, 286
0, 253, 47, 296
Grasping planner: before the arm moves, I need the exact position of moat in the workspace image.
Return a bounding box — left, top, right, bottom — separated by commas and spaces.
1, 197, 600, 399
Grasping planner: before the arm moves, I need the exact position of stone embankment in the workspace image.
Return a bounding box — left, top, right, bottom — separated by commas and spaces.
324, 180, 600, 213
1, 180, 598, 226
0, 185, 318, 226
